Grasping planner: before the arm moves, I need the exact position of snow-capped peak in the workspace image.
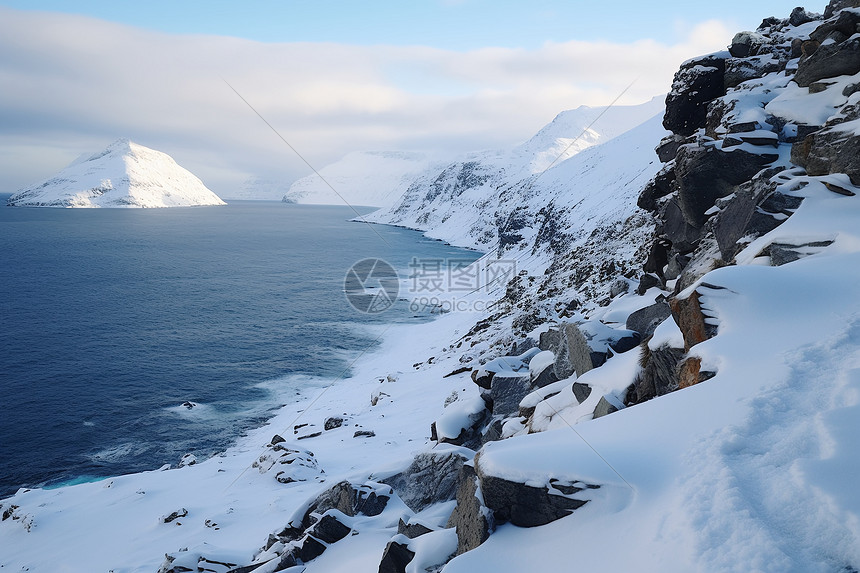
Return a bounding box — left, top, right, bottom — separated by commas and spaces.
7, 139, 225, 208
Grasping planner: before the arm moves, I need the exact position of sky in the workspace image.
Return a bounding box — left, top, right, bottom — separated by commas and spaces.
0, 0, 818, 197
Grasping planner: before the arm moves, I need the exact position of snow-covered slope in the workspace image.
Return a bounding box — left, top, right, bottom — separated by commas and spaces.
283, 151, 439, 207
366, 97, 664, 252
7, 139, 225, 208
4, 3, 860, 572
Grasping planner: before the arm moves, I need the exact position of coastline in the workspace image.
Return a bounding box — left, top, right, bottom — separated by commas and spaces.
0, 285, 492, 572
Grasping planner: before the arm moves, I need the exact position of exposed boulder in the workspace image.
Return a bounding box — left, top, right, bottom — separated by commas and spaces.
664, 53, 730, 136
626, 298, 672, 338
824, 0, 860, 18
760, 240, 835, 266
659, 195, 703, 254
380, 451, 466, 513
324, 417, 344, 431
678, 357, 717, 389
638, 163, 677, 212
489, 373, 532, 417
656, 134, 685, 163
552, 323, 594, 380
446, 465, 493, 555
378, 538, 416, 573
474, 454, 598, 528
252, 443, 324, 485
729, 31, 770, 58
593, 395, 624, 419
797, 127, 860, 186
794, 37, 860, 87
397, 518, 434, 539
670, 291, 718, 352
789, 6, 817, 27
674, 144, 773, 230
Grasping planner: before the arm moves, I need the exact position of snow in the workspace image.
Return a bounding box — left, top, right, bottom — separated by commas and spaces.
7, 14, 860, 570
7, 139, 226, 208
283, 151, 440, 207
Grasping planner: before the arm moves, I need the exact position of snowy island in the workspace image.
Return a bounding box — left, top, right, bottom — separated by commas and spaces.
6, 138, 225, 208
3, 2, 860, 572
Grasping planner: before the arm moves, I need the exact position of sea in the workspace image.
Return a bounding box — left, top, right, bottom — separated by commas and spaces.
0, 198, 479, 498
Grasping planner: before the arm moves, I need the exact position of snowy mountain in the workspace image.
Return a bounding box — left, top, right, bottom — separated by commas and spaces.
6, 139, 225, 208
4, 2, 860, 572
283, 151, 439, 207
365, 96, 665, 252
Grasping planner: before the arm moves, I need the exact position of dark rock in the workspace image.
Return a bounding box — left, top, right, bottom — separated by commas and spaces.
297, 535, 327, 563
724, 56, 781, 89
510, 338, 538, 356
308, 514, 351, 544
552, 323, 593, 380
656, 134, 684, 162
800, 128, 860, 185
674, 144, 773, 230
636, 273, 662, 296
270, 434, 286, 446
444, 366, 472, 378
659, 197, 702, 254
811, 9, 860, 43
824, 181, 857, 196
475, 457, 595, 528
638, 164, 677, 212
825, 0, 860, 18
381, 452, 466, 513
354, 430, 376, 438
665, 253, 691, 281
446, 465, 493, 555
481, 418, 506, 444
471, 368, 494, 390
711, 178, 782, 261
795, 37, 860, 87
398, 518, 434, 539
538, 328, 561, 352
572, 382, 592, 404
626, 299, 672, 338
592, 396, 620, 419
324, 417, 344, 431
530, 359, 558, 389
296, 431, 322, 441
643, 237, 672, 279
310, 481, 356, 518
632, 344, 685, 404
162, 508, 188, 524
490, 374, 532, 417
378, 540, 416, 573
729, 31, 769, 58
763, 241, 835, 265
790, 6, 816, 27
664, 53, 729, 136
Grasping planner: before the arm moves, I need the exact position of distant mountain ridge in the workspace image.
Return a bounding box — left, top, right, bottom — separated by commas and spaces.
7, 139, 225, 208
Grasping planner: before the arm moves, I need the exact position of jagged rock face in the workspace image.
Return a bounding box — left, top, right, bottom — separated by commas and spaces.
674, 144, 774, 230
664, 54, 729, 136
446, 465, 493, 556
473, 454, 597, 528
380, 452, 466, 513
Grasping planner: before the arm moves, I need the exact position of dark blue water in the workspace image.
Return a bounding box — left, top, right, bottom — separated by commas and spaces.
0, 199, 478, 498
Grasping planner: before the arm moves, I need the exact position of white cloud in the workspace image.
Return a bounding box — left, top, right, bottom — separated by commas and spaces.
0, 8, 734, 196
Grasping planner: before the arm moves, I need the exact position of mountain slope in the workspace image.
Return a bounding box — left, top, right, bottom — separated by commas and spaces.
366, 97, 664, 253
7, 139, 225, 208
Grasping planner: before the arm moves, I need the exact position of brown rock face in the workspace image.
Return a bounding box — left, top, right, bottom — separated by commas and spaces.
670, 291, 715, 351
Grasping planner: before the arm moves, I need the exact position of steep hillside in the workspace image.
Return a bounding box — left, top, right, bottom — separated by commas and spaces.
7, 139, 225, 208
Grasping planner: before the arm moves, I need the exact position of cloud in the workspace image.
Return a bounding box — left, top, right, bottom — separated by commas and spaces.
0, 8, 734, 195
